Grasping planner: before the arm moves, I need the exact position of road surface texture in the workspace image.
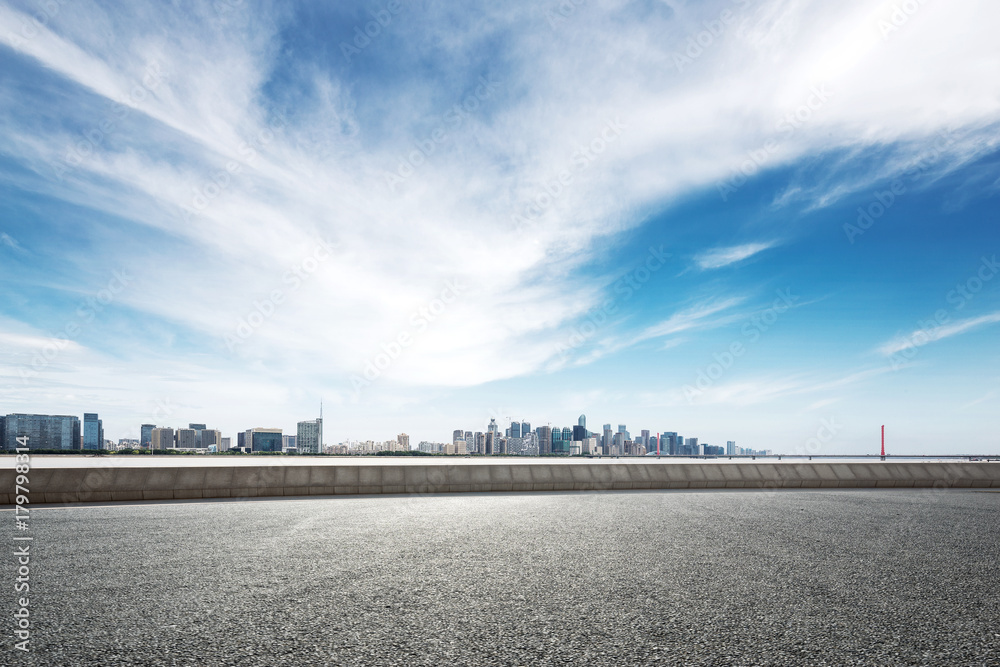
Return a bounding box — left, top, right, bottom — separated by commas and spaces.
7, 489, 1000, 666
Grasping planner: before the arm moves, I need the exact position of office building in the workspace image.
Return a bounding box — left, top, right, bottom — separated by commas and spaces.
83, 413, 103, 450
578, 414, 586, 429
520, 422, 530, 439
175, 428, 197, 449
150, 427, 174, 450
140, 424, 155, 448
298, 418, 323, 454
572, 423, 587, 442
536, 425, 552, 455
398, 433, 410, 451
2, 413, 81, 450
453, 429, 465, 446
640, 430, 650, 449
602, 424, 612, 455
249, 428, 282, 452
221, 436, 231, 451
727, 440, 737, 456
509, 421, 521, 439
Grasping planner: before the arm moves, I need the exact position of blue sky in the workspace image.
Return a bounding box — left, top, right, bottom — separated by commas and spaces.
1, 0, 998, 453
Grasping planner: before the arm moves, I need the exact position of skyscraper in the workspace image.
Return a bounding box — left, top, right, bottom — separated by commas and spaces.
602, 424, 613, 455
298, 418, 323, 454
509, 421, 521, 439
140, 424, 155, 448
551, 427, 564, 454
536, 425, 552, 455
398, 433, 410, 451
83, 413, 104, 450
727, 440, 737, 456
578, 414, 586, 429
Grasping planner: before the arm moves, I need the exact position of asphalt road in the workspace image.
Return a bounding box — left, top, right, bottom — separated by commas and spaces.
6, 490, 1000, 666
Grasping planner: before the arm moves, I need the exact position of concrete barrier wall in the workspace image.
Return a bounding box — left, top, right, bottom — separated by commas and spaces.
3, 461, 999, 504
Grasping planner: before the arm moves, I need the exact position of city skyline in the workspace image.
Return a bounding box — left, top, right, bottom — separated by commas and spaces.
1, 1, 999, 454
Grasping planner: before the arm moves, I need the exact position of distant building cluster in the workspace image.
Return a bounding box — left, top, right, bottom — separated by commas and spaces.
0, 410, 767, 457
448, 415, 766, 457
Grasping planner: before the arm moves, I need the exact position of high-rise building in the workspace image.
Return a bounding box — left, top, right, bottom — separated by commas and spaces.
150, 427, 174, 450
640, 430, 650, 449
572, 424, 587, 442
612, 432, 625, 456
2, 414, 81, 450
487, 418, 499, 437
453, 429, 465, 446
201, 429, 221, 449
485, 431, 495, 455
552, 427, 564, 453
175, 428, 197, 448
662, 432, 678, 455
298, 418, 323, 454
188, 424, 207, 447
561, 426, 572, 444
83, 413, 102, 450
140, 424, 155, 448
465, 431, 473, 447
578, 414, 586, 429
250, 428, 282, 452
602, 424, 612, 455
282, 434, 296, 451
509, 421, 521, 439
473, 432, 485, 454
686, 437, 699, 456
726, 440, 737, 456
221, 437, 232, 451
520, 422, 530, 438
536, 425, 552, 455
397, 433, 410, 451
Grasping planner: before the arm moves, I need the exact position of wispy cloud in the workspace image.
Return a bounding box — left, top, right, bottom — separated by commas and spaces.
878, 312, 1000, 356
694, 242, 777, 270
0, 233, 22, 251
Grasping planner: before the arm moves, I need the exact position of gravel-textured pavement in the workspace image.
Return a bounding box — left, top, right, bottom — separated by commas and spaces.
6, 489, 1000, 666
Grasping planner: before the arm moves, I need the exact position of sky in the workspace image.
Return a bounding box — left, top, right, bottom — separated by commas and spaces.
1, 0, 998, 454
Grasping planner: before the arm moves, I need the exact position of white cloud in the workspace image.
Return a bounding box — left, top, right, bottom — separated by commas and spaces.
0, 0, 998, 412
694, 242, 777, 270
879, 312, 1000, 356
